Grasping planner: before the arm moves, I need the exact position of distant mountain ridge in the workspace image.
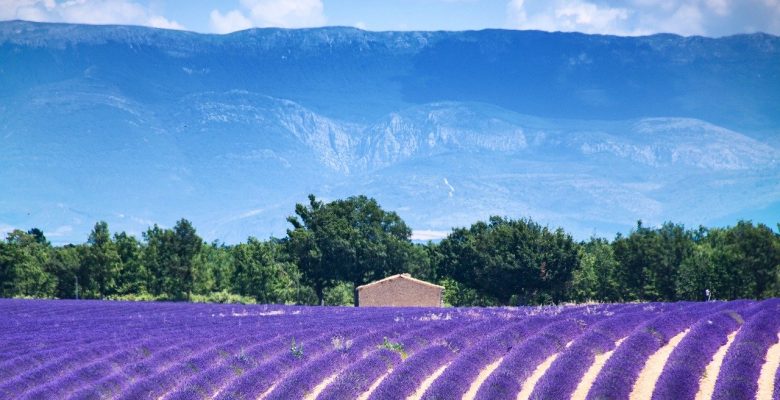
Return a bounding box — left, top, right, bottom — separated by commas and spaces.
1, 21, 778, 243
2, 20, 779, 125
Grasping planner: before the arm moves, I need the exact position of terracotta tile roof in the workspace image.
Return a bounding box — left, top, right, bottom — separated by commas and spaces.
356, 273, 444, 290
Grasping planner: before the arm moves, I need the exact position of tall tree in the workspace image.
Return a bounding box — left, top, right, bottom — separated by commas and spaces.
612, 221, 699, 301
142, 221, 203, 300
707, 221, 780, 299
654, 222, 694, 300
196, 241, 234, 294
114, 232, 146, 295
438, 216, 579, 305
143, 225, 174, 298
171, 219, 203, 300
572, 237, 621, 302
47, 244, 82, 299
81, 221, 121, 298
0, 229, 54, 297
285, 194, 414, 304
231, 238, 299, 303
675, 241, 716, 301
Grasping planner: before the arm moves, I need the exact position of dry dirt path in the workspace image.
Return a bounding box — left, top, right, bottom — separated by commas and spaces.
694, 330, 739, 400
357, 370, 392, 400
462, 356, 505, 400
407, 362, 451, 400
305, 372, 338, 400
757, 333, 780, 400
516, 352, 561, 400
571, 338, 626, 400
629, 329, 690, 400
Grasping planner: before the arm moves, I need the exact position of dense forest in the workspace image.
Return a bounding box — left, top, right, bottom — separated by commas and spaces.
1, 195, 778, 306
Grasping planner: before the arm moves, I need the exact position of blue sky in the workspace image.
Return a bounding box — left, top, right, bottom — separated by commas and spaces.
1, 0, 779, 36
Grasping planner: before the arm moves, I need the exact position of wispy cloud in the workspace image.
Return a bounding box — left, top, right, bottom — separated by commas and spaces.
443, 178, 455, 198
47, 225, 73, 237
411, 229, 450, 241
507, 0, 780, 36
209, 0, 326, 34
0, 0, 185, 30
237, 208, 265, 219
0, 223, 16, 238
131, 216, 155, 226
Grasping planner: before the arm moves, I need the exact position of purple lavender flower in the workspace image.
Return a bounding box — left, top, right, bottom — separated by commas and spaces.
475, 318, 591, 400
0, 298, 775, 400
530, 311, 651, 400
713, 300, 780, 400
652, 310, 745, 400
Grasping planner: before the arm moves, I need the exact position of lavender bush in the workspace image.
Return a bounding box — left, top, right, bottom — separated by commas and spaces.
0, 298, 776, 399
713, 299, 780, 400
318, 322, 458, 399
421, 318, 549, 400
586, 300, 753, 400
530, 311, 653, 399
652, 310, 746, 400
475, 317, 592, 400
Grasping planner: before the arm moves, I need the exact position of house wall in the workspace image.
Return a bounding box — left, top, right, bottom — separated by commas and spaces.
358, 278, 442, 307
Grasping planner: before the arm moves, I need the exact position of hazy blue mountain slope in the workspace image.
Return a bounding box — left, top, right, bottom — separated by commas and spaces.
2, 21, 779, 127
1, 21, 778, 243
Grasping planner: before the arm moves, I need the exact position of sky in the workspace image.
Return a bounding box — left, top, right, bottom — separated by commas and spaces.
1, 0, 779, 36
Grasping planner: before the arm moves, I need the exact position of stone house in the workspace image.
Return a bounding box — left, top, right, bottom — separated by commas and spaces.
356, 273, 444, 307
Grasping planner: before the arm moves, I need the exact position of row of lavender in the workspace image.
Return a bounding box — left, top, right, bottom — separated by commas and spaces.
1, 298, 778, 399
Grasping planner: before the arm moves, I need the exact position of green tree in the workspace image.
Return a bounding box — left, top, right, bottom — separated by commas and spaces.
141, 220, 204, 300
80, 222, 121, 298
437, 216, 579, 305
612, 221, 693, 301
194, 241, 234, 295
572, 238, 620, 302
675, 241, 716, 300
171, 219, 203, 300
706, 221, 780, 299
406, 243, 439, 283
285, 194, 414, 305
323, 281, 355, 306
114, 232, 146, 295
0, 229, 55, 297
231, 238, 299, 303
47, 244, 82, 299
654, 222, 694, 300
143, 224, 175, 298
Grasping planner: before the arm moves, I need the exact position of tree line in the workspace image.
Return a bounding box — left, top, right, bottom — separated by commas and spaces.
1, 195, 778, 306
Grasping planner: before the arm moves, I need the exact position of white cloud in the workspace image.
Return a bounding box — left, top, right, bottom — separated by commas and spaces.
0, 223, 17, 238
242, 0, 325, 27
0, 0, 185, 29
209, 0, 325, 33
657, 4, 704, 35
557, 2, 630, 33
508, 0, 641, 35
507, 0, 780, 36
209, 9, 252, 34
147, 15, 184, 30
411, 229, 450, 241
705, 0, 731, 16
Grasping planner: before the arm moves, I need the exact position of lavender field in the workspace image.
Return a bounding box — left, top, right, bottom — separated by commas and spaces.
1, 299, 779, 400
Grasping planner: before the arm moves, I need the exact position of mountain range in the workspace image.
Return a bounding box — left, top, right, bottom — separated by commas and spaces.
1, 20, 778, 243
